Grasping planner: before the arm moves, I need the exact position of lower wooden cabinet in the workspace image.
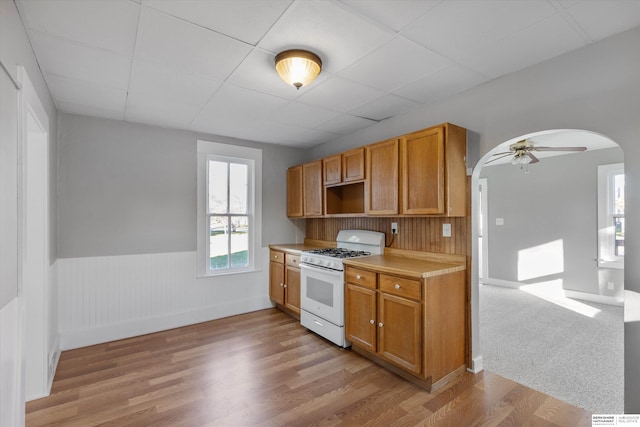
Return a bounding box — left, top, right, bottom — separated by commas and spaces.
269, 250, 301, 315
345, 265, 466, 391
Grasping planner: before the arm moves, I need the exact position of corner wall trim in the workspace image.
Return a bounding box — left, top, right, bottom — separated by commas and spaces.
468, 356, 483, 374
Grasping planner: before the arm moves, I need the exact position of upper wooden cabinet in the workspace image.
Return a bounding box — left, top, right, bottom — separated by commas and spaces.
402, 123, 467, 216
286, 165, 303, 218
366, 138, 399, 215
400, 127, 445, 215
323, 147, 365, 185
288, 123, 467, 218
287, 161, 323, 218
302, 160, 323, 217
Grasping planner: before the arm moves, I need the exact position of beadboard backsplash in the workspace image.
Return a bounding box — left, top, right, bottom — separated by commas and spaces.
306, 217, 469, 256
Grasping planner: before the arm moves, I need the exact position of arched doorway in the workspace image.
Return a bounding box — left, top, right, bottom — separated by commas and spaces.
470, 129, 624, 413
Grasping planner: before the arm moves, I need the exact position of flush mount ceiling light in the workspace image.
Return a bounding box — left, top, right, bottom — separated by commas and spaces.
275, 49, 322, 90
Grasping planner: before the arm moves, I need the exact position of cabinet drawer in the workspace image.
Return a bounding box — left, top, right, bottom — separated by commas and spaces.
380, 275, 421, 300
345, 267, 377, 289
270, 250, 285, 264
286, 253, 300, 268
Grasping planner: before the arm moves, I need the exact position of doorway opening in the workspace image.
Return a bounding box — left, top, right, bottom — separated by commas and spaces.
470, 129, 624, 413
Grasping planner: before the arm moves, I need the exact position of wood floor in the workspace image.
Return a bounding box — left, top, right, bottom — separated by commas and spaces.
26, 309, 592, 426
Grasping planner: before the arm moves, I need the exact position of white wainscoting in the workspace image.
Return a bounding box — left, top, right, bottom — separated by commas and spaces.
0, 297, 21, 427
58, 249, 272, 350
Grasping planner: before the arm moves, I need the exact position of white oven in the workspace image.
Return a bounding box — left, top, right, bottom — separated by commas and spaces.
299, 230, 385, 348
300, 263, 344, 325
300, 263, 347, 347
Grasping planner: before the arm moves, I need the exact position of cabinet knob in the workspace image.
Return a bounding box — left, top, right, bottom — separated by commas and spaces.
356, 275, 361, 280
280, 283, 284, 287
394, 284, 400, 289
284, 284, 287, 288
369, 319, 375, 324
378, 322, 383, 328
274, 255, 278, 259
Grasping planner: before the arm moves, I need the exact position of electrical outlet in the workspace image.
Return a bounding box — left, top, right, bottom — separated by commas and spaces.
391, 222, 398, 234
607, 282, 615, 290
443, 223, 452, 237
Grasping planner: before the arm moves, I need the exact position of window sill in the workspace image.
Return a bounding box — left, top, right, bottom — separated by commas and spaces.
197, 267, 261, 279
598, 260, 624, 270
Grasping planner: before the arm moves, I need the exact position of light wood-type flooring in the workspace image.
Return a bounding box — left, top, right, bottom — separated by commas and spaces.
26, 309, 592, 426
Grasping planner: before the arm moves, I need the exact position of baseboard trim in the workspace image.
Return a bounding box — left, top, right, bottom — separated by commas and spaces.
481, 278, 623, 307
60, 297, 272, 350
468, 356, 483, 374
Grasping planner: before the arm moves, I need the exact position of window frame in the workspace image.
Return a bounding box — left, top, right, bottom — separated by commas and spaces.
197, 140, 262, 277
597, 163, 624, 269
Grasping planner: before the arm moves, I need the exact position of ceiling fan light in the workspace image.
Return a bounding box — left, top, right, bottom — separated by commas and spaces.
275, 49, 322, 90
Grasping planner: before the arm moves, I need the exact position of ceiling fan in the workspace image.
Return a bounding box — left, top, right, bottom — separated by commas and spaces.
486, 139, 587, 168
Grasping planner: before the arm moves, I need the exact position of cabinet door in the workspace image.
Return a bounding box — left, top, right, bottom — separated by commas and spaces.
284, 266, 300, 314
378, 292, 422, 375
269, 261, 285, 305
401, 127, 445, 214
323, 154, 342, 185
345, 283, 377, 352
366, 139, 398, 215
287, 165, 303, 218
343, 147, 365, 182
303, 161, 323, 216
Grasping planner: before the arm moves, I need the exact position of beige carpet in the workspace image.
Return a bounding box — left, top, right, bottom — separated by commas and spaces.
479, 283, 624, 414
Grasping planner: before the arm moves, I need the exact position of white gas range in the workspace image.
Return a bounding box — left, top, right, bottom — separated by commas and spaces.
299, 230, 385, 347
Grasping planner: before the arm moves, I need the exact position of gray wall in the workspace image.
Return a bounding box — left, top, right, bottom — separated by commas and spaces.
309, 26, 640, 412
57, 113, 306, 259
480, 147, 624, 296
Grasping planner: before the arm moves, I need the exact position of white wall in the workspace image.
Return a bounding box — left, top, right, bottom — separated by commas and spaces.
309, 26, 640, 412
0, 0, 58, 422
480, 147, 624, 301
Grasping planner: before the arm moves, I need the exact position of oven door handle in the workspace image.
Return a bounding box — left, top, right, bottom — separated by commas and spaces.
300, 263, 343, 277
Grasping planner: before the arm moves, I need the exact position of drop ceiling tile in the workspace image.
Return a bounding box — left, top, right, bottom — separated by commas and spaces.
225, 49, 329, 100
271, 102, 340, 128
339, 37, 450, 92
258, 1, 394, 73
143, 0, 291, 45
394, 65, 488, 104
29, 32, 131, 89
459, 14, 586, 79
57, 101, 125, 121
296, 77, 385, 113
18, 0, 139, 56
190, 84, 289, 135
134, 7, 253, 81
348, 94, 420, 121
564, 1, 640, 41
46, 74, 127, 113
128, 61, 222, 110
401, 0, 558, 62
125, 101, 197, 130
340, 0, 441, 31
315, 114, 377, 135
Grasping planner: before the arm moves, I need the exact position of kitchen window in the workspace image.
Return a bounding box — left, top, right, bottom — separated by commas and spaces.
197, 141, 262, 277
597, 163, 624, 269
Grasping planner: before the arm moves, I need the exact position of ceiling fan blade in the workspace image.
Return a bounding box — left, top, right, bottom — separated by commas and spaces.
527, 152, 540, 164
485, 152, 513, 164
532, 146, 587, 152
490, 151, 511, 156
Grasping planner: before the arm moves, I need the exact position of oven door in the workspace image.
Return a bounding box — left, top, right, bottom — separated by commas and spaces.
300, 263, 344, 326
